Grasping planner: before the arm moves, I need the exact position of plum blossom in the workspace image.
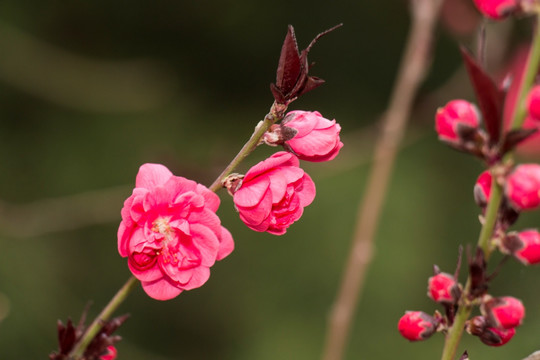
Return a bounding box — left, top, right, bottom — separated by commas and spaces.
232, 152, 315, 235
280, 110, 343, 162
118, 163, 234, 300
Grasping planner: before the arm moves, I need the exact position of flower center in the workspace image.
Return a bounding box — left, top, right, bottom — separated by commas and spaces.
151, 216, 179, 265
152, 216, 173, 237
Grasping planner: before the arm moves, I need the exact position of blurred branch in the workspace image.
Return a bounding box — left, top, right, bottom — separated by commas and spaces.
0, 185, 130, 238
0, 21, 176, 112
321, 1, 444, 359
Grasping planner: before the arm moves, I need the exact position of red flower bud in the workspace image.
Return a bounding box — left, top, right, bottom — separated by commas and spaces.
397, 311, 438, 341
427, 272, 460, 304
505, 229, 540, 265
435, 100, 481, 143
482, 296, 525, 329
281, 110, 343, 162
472, 0, 519, 20
100, 346, 117, 360
505, 164, 540, 211
479, 327, 516, 346
474, 170, 492, 207
527, 85, 540, 122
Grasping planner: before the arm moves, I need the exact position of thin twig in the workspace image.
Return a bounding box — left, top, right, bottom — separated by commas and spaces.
321, 1, 443, 359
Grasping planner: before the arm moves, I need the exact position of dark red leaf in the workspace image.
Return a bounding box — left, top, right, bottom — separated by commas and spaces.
460, 46, 505, 144
500, 128, 538, 154
275, 25, 301, 94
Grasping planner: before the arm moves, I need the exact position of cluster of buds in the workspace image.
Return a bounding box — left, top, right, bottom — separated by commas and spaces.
400, 41, 538, 344
467, 296, 525, 346
398, 262, 526, 347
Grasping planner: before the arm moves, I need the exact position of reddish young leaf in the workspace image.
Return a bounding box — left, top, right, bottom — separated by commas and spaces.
500, 128, 538, 154
270, 24, 342, 104
460, 46, 505, 144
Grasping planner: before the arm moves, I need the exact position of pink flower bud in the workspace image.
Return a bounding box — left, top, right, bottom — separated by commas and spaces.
232, 152, 316, 235
474, 170, 492, 207
479, 327, 516, 346
472, 0, 519, 20
509, 230, 540, 265
527, 85, 540, 122
118, 164, 235, 300
482, 296, 525, 329
100, 346, 117, 360
435, 100, 481, 143
397, 311, 438, 341
281, 110, 343, 162
505, 164, 540, 211
427, 272, 460, 304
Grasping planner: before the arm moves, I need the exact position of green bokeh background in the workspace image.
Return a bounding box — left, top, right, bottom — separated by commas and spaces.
1, 1, 540, 359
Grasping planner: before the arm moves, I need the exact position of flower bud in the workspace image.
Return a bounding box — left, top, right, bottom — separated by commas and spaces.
505, 164, 540, 211
527, 85, 540, 122
427, 272, 460, 304
472, 0, 519, 20
474, 170, 492, 207
467, 316, 487, 337
435, 100, 481, 143
397, 311, 438, 341
280, 110, 343, 162
100, 346, 117, 360
479, 326, 516, 346
503, 230, 540, 265
482, 296, 525, 329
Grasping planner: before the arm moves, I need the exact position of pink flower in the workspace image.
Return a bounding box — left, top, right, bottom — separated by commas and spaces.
118, 164, 234, 300
100, 346, 117, 360
427, 272, 460, 304
435, 100, 481, 143
397, 311, 438, 341
505, 164, 540, 211
233, 152, 315, 235
281, 110, 343, 162
472, 0, 518, 19
482, 296, 525, 329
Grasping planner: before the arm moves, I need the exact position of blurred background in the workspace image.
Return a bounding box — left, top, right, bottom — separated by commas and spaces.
1, 0, 540, 359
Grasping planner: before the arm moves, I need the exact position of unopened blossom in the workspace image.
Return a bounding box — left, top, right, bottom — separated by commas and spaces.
527, 85, 540, 122
474, 170, 492, 207
100, 346, 117, 360
505, 164, 540, 211
280, 110, 343, 162
480, 327, 516, 346
118, 164, 234, 300
427, 272, 460, 304
397, 311, 438, 341
232, 152, 315, 235
482, 296, 525, 329
505, 229, 540, 265
435, 100, 481, 143
472, 0, 519, 19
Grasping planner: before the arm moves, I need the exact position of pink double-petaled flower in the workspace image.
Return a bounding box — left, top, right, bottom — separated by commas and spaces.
118, 164, 234, 300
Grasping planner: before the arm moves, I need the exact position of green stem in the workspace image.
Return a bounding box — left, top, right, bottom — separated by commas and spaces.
69, 275, 138, 359
440, 13, 540, 360
440, 176, 501, 360
509, 12, 540, 131
440, 294, 473, 360
209, 101, 287, 192
477, 176, 503, 259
